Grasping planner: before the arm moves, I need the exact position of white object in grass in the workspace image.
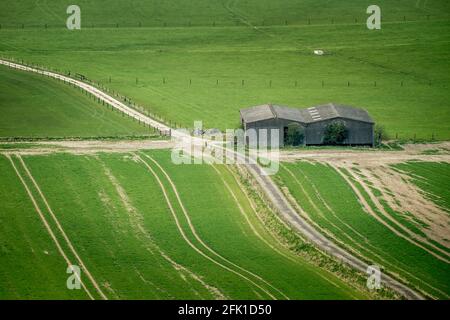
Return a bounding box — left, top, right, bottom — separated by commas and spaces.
314, 50, 324, 55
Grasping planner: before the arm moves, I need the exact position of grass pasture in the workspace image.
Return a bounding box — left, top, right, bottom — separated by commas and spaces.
0, 150, 371, 299
0, 65, 153, 138
274, 161, 450, 299
0, 1, 449, 139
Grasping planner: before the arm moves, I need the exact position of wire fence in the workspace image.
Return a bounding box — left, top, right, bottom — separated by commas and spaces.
0, 14, 448, 29
2, 57, 172, 137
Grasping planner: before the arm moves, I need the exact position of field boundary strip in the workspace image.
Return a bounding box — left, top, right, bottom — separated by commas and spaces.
279, 163, 401, 268
212, 164, 300, 264
214, 164, 358, 295
5, 154, 95, 300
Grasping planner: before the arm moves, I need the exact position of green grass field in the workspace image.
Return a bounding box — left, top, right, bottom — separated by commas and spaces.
1, 1, 449, 139
0, 65, 153, 138
0, 151, 373, 299
1, 0, 449, 301
274, 161, 450, 299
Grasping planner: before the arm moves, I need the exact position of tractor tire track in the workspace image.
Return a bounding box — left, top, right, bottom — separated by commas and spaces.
17, 155, 109, 300
345, 166, 450, 262
281, 164, 391, 262
134, 153, 280, 299
281, 163, 445, 298
216, 164, 351, 293
142, 153, 289, 299
6, 154, 95, 300
98, 158, 226, 299
333, 165, 449, 266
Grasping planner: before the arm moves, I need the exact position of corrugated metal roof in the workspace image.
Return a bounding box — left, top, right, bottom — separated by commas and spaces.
239, 104, 275, 123
333, 104, 374, 123
272, 105, 305, 122
240, 103, 374, 124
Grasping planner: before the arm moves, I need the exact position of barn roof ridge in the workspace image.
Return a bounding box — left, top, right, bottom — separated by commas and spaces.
268, 103, 277, 119
240, 103, 374, 124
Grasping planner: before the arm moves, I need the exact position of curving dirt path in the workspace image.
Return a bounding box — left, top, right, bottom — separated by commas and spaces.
246, 162, 425, 299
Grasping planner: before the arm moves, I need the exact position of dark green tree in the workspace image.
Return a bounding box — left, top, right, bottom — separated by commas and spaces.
285, 123, 304, 146
323, 121, 348, 145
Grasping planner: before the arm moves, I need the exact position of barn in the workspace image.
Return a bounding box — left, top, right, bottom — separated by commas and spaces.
239, 103, 375, 147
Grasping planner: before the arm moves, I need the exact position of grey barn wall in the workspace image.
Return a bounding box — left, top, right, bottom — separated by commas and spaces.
242, 118, 305, 147
305, 118, 374, 146
242, 117, 374, 147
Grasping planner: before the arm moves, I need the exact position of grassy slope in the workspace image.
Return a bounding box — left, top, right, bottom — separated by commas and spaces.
275, 161, 450, 298
0, 151, 367, 299
393, 161, 450, 212
0, 1, 449, 139
0, 65, 151, 138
